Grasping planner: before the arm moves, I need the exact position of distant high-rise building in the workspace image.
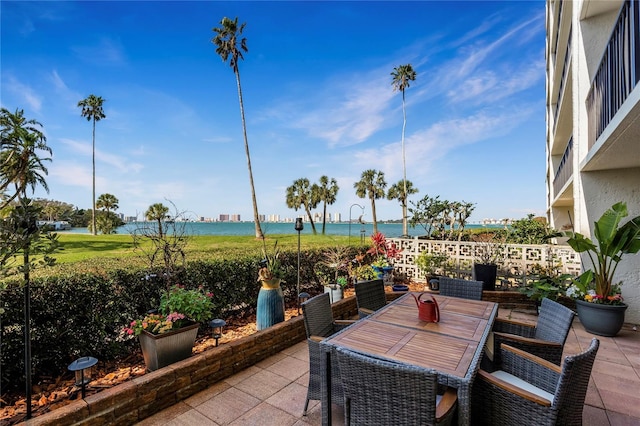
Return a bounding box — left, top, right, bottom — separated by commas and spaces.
219, 214, 229, 222
334, 212, 341, 222
231, 214, 241, 222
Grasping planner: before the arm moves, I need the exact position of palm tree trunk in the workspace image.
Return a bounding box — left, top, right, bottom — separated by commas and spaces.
370, 195, 378, 234
234, 70, 263, 239
305, 206, 317, 234
91, 119, 97, 236
322, 201, 327, 235
401, 90, 408, 237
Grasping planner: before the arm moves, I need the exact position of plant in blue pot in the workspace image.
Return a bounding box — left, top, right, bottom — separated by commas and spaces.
367, 232, 401, 284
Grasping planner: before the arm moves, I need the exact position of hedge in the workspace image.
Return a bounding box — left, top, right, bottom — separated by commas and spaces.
0, 246, 367, 394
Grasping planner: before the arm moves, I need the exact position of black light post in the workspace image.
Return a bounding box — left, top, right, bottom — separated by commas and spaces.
349, 204, 364, 245
209, 319, 226, 347
295, 217, 304, 314
68, 356, 98, 399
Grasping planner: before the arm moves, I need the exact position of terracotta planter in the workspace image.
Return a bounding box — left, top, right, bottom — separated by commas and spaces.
576, 299, 627, 337
257, 278, 284, 330
138, 322, 199, 371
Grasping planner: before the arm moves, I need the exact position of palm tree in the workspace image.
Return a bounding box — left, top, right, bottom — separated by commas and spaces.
312, 175, 339, 235
212, 16, 263, 239
0, 107, 55, 419
387, 180, 418, 237
0, 108, 51, 208
286, 178, 319, 234
78, 95, 106, 236
145, 203, 169, 239
96, 193, 119, 213
391, 64, 417, 237
354, 169, 387, 234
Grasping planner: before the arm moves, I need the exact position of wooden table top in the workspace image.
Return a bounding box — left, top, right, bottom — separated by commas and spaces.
325, 293, 497, 380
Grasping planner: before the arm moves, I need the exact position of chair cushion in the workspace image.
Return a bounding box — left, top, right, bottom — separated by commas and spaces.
491, 370, 554, 404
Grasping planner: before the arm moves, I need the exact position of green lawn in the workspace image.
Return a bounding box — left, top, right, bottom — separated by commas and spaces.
54, 233, 357, 263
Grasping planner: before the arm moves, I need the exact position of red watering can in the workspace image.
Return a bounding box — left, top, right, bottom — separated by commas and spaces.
411, 293, 440, 323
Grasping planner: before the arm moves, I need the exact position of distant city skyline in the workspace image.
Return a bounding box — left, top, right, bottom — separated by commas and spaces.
2, 1, 546, 223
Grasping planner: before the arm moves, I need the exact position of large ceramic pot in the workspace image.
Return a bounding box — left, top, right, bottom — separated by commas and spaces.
576, 299, 628, 337
257, 278, 285, 330
324, 285, 343, 303
138, 322, 199, 371
472, 263, 497, 291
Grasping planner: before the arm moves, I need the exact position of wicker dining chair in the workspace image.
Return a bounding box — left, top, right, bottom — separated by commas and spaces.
301, 293, 355, 415
471, 338, 599, 426
438, 277, 484, 300
334, 346, 458, 426
491, 297, 575, 367
354, 279, 387, 318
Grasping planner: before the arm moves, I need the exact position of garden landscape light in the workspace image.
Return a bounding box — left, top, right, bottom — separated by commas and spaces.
67, 356, 98, 398
209, 319, 226, 347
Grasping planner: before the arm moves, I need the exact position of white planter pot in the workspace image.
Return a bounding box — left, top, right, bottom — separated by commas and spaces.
324, 285, 343, 303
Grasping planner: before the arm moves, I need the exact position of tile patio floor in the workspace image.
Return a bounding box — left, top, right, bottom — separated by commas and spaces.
138, 308, 640, 426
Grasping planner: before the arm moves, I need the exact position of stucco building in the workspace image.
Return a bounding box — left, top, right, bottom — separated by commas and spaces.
546, 0, 640, 322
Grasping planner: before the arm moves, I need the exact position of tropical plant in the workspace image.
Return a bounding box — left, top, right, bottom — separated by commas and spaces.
258, 238, 285, 281
354, 169, 387, 234
563, 202, 640, 305
391, 64, 417, 237
124, 284, 214, 336
509, 214, 551, 244
312, 175, 339, 235
78, 94, 106, 236
415, 251, 449, 279
212, 16, 263, 239
367, 232, 401, 266
409, 194, 475, 240
286, 177, 318, 234
387, 179, 418, 238
317, 244, 350, 284
96, 193, 119, 213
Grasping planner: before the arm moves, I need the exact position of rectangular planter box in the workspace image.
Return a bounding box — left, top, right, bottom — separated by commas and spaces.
138, 323, 199, 371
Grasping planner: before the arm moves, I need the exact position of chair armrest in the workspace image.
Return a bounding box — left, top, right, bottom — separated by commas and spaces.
335, 320, 356, 326
494, 332, 564, 366
493, 318, 536, 337
494, 332, 563, 349
358, 307, 374, 318
435, 387, 458, 420
476, 370, 552, 407
499, 344, 561, 393
309, 335, 324, 343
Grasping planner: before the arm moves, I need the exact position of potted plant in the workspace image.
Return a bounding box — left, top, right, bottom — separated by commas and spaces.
472, 234, 506, 291
348, 252, 376, 283
257, 239, 286, 330
563, 202, 640, 336
317, 245, 350, 303
367, 232, 401, 284
124, 284, 214, 371
415, 251, 449, 290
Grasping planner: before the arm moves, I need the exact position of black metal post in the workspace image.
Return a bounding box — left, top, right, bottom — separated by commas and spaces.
295, 218, 304, 314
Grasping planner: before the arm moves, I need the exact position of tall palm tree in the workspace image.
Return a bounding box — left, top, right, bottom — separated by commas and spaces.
145, 203, 169, 239
312, 175, 339, 235
96, 193, 119, 213
354, 169, 387, 234
286, 178, 318, 234
0, 107, 54, 419
212, 16, 263, 239
78, 94, 106, 236
0, 108, 51, 208
391, 64, 417, 237
387, 179, 418, 237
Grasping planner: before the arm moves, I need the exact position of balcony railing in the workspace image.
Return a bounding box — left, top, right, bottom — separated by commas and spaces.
586, 0, 640, 149
553, 27, 572, 132
553, 136, 574, 198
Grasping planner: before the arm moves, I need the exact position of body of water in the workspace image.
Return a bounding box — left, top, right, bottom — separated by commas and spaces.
63, 221, 503, 237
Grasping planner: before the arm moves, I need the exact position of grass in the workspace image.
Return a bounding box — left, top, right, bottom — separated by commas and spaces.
54, 233, 358, 263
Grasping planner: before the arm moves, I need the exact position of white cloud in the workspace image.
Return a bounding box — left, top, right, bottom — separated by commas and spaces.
4, 75, 42, 112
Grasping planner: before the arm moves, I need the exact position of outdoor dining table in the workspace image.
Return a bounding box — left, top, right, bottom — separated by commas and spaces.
320, 292, 498, 426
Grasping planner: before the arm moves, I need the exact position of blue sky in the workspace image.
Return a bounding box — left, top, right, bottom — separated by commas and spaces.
2, 1, 546, 223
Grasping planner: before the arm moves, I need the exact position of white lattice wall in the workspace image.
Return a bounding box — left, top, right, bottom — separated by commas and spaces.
388, 238, 582, 289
